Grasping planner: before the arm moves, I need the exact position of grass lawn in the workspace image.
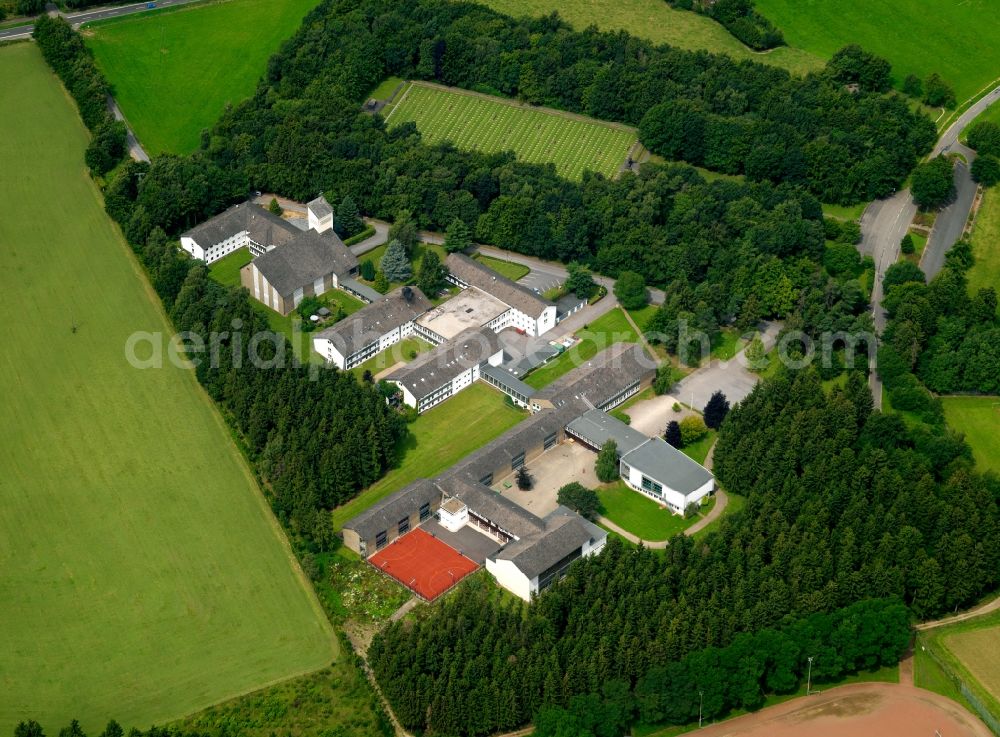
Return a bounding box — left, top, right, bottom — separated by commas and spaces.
368, 76, 405, 101
331, 383, 526, 529
85, 0, 320, 155
921, 609, 1000, 725
969, 188, 1000, 299
904, 229, 928, 264
385, 81, 637, 180
525, 307, 640, 388
207, 245, 252, 287
0, 44, 335, 733
710, 328, 742, 361
754, 0, 1000, 105
680, 431, 716, 465
913, 644, 977, 715
941, 396, 1000, 475
822, 201, 867, 221
627, 304, 660, 332
349, 336, 434, 379
476, 0, 823, 77
597, 482, 700, 541
474, 253, 530, 281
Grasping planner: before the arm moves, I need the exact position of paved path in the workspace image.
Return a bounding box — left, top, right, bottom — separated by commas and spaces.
922, 146, 978, 279
107, 95, 149, 162
0, 0, 202, 40
859, 84, 1000, 408
916, 593, 1000, 631
389, 596, 420, 622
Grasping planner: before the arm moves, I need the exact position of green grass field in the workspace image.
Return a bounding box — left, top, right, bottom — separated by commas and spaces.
0, 44, 335, 733
921, 609, 1000, 728
941, 396, 1000, 474
597, 482, 701, 541
386, 82, 637, 180
969, 189, 1000, 299
474, 254, 530, 281
476, 0, 823, 77
331, 383, 526, 528
349, 337, 434, 379
85, 0, 320, 155
754, 0, 1000, 105
207, 245, 252, 286
525, 307, 640, 388
680, 430, 716, 466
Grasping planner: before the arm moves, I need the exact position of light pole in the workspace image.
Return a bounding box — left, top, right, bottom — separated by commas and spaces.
807, 656, 814, 695
698, 690, 704, 728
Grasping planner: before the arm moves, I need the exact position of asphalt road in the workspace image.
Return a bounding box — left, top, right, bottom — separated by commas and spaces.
921, 146, 977, 279
0, 0, 200, 40
859, 84, 1000, 407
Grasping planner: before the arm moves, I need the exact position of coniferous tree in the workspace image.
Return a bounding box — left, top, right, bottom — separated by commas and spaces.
380, 239, 411, 282
388, 210, 418, 252
417, 250, 445, 295
268, 197, 282, 215
516, 465, 532, 490
444, 218, 472, 253
703, 391, 730, 430
336, 194, 363, 237
664, 420, 683, 448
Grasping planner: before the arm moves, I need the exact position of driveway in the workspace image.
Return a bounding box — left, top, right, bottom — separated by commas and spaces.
624, 394, 695, 436
671, 321, 780, 410
921, 148, 977, 279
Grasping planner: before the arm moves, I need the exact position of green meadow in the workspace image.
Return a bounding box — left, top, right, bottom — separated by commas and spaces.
85, 0, 319, 154
0, 44, 335, 733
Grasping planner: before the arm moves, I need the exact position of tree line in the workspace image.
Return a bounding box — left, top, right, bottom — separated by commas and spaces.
33, 17, 127, 176
370, 369, 1000, 735
665, 0, 785, 51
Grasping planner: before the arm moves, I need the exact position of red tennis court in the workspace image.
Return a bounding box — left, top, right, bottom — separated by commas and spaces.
368, 528, 479, 600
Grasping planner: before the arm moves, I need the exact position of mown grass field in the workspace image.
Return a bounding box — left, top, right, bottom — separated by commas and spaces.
525, 307, 640, 388
85, 0, 320, 155
474, 253, 530, 281
921, 609, 1000, 728
969, 189, 1000, 299
476, 0, 823, 76
597, 482, 699, 541
941, 396, 1000, 475
0, 44, 335, 733
332, 383, 525, 528
754, 0, 1000, 104
386, 82, 637, 180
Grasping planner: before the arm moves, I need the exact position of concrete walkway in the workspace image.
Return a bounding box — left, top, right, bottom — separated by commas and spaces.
389, 596, 420, 622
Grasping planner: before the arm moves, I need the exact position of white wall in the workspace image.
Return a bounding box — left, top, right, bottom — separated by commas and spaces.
485, 558, 535, 601
621, 462, 714, 515
180, 236, 204, 261
313, 338, 347, 369
439, 504, 469, 532
308, 210, 333, 233
536, 305, 557, 336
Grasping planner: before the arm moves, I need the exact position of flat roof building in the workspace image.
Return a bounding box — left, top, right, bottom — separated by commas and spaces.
415, 288, 509, 343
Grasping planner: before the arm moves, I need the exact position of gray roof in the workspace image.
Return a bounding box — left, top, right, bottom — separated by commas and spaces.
307, 195, 333, 219
441, 475, 545, 538
251, 229, 357, 297
444, 399, 584, 484
183, 202, 299, 249
492, 507, 604, 580
387, 326, 501, 400
446, 253, 552, 318
339, 277, 385, 305
565, 409, 649, 455
534, 342, 656, 410
315, 286, 432, 358
346, 478, 441, 540
480, 364, 536, 400
621, 437, 714, 495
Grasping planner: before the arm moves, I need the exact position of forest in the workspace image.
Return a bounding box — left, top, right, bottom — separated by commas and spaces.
879, 242, 1000, 399
370, 370, 1000, 735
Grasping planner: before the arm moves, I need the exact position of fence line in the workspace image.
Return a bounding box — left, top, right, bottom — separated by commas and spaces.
919, 636, 1000, 736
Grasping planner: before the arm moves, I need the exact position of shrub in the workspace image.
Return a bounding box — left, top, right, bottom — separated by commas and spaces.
900, 234, 915, 255
923, 73, 956, 108
596, 440, 619, 482
679, 415, 709, 446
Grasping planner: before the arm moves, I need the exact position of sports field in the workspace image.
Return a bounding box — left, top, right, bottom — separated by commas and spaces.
0, 44, 335, 733
368, 529, 479, 601
941, 396, 1000, 474
754, 0, 1000, 105
85, 0, 320, 155
386, 82, 637, 180
477, 0, 823, 76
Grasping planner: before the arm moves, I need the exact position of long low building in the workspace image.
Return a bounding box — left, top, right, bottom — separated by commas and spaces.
312, 286, 432, 369
445, 253, 557, 337
181, 202, 298, 263
386, 326, 503, 413
342, 342, 660, 600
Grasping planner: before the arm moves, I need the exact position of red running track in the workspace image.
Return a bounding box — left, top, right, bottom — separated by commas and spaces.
368, 528, 479, 600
